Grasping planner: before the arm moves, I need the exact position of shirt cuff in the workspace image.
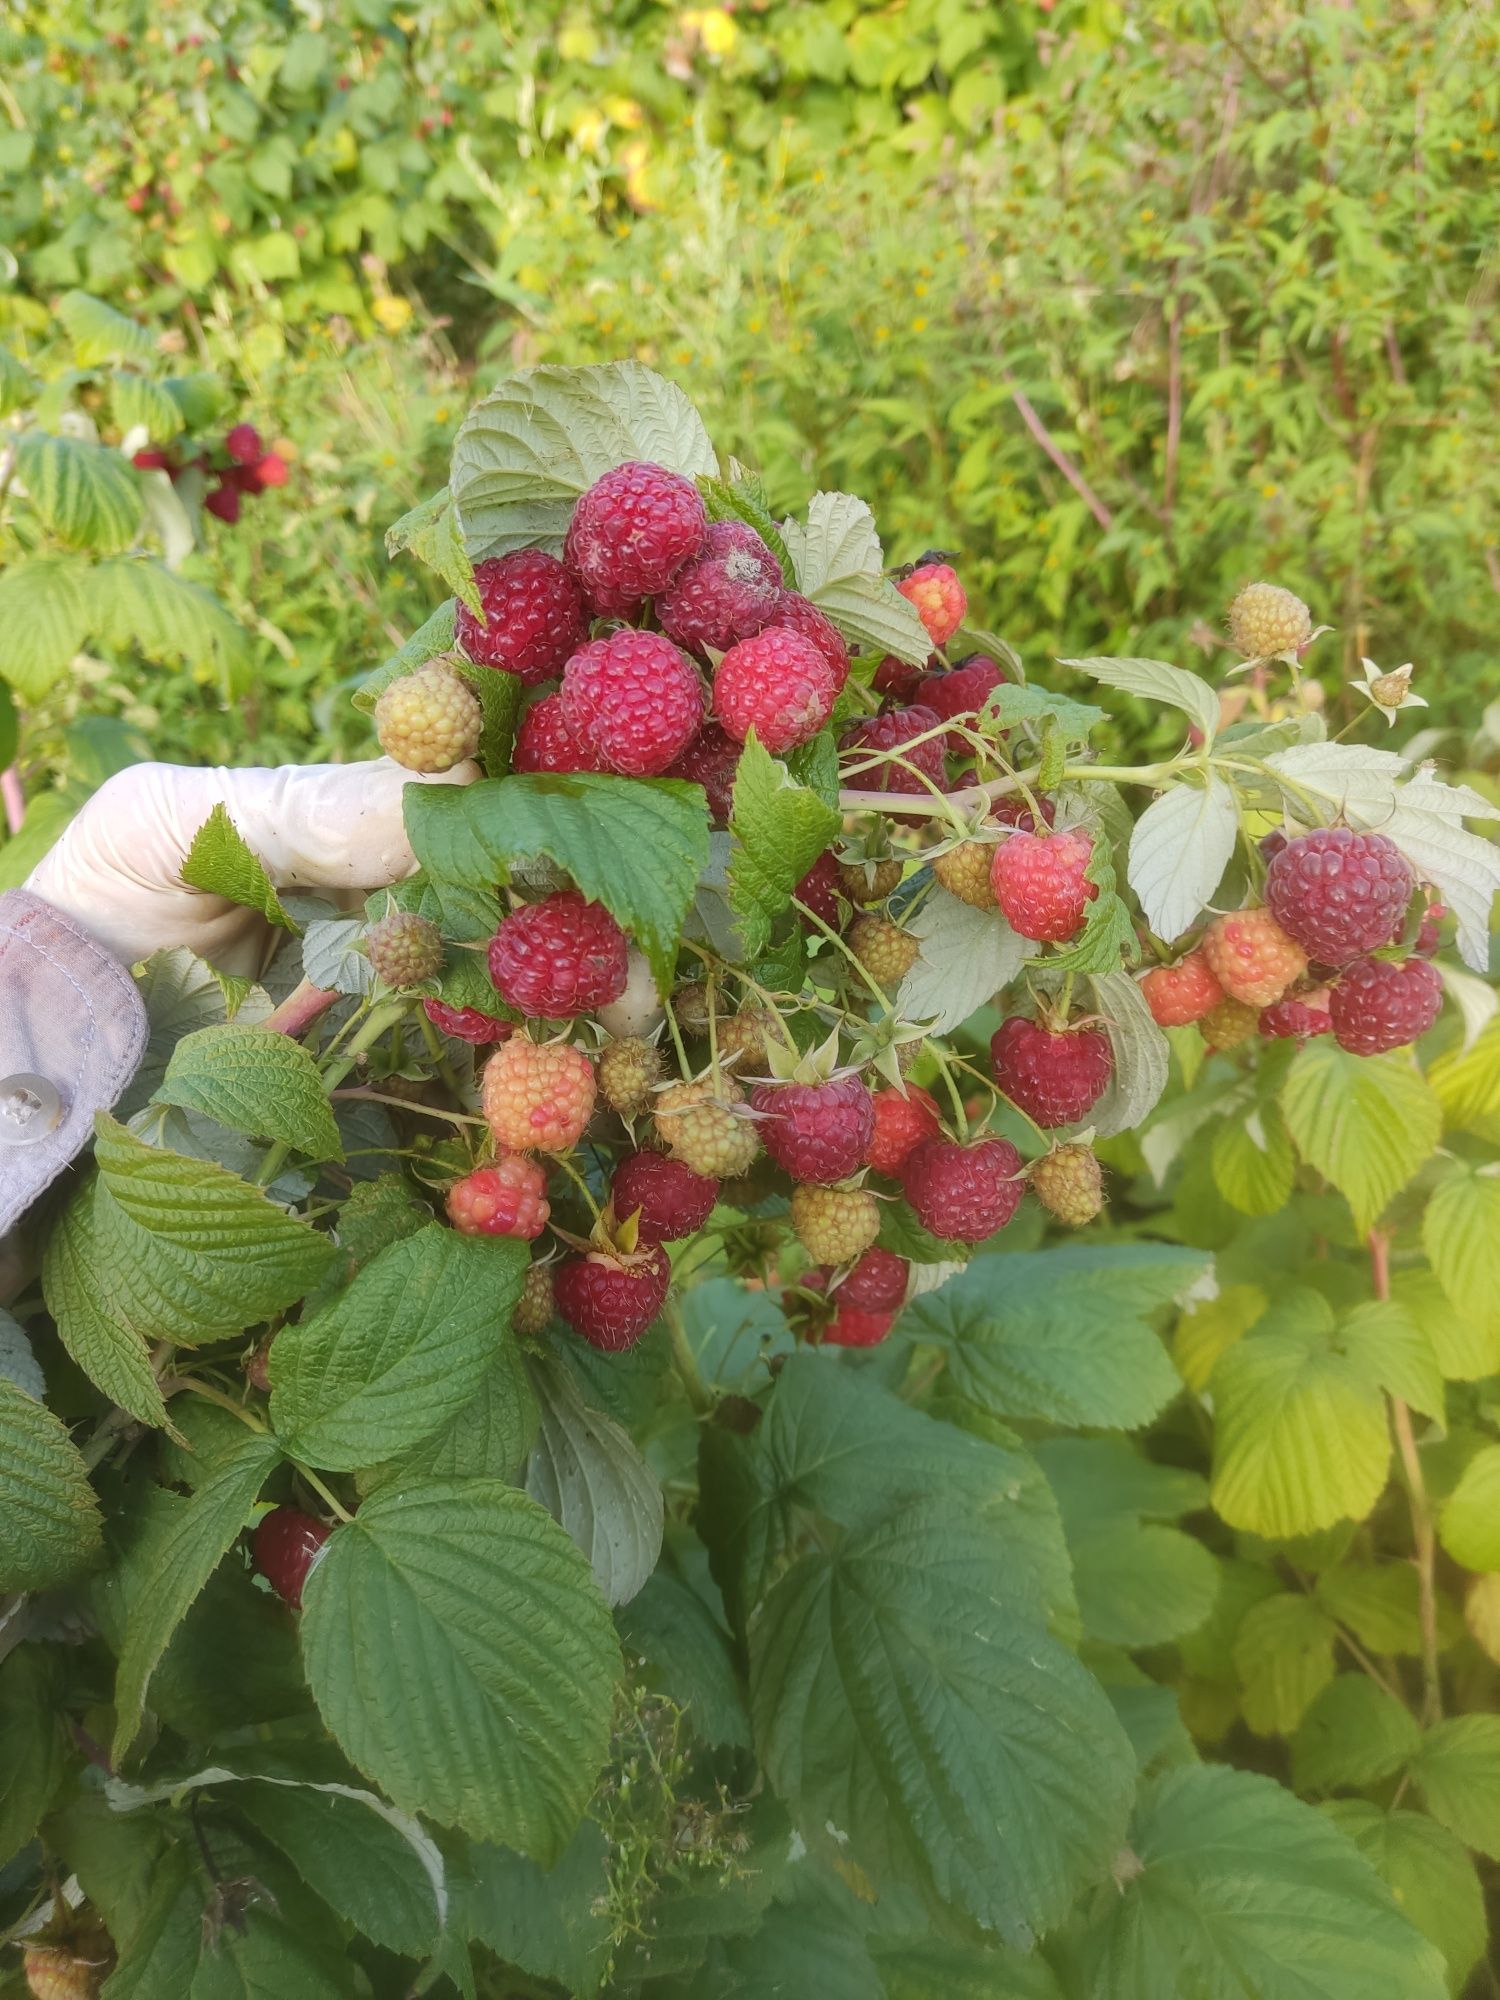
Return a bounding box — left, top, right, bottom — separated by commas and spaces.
0, 890, 148, 1233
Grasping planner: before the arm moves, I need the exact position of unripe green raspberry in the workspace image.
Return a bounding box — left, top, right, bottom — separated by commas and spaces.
1228, 583, 1313, 661
1031, 1144, 1104, 1227
1199, 996, 1260, 1051
716, 1006, 778, 1071
652, 1076, 760, 1178
672, 980, 714, 1037
848, 913, 919, 988
513, 1261, 555, 1340
838, 856, 902, 904
599, 1036, 663, 1116
367, 909, 444, 987
932, 840, 996, 910
790, 1184, 881, 1266
375, 659, 483, 773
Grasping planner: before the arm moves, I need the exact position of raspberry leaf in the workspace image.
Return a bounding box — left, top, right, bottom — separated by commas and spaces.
727, 734, 842, 957
780, 492, 932, 665
179, 803, 299, 934
1325, 1803, 1487, 1993
1437, 1446, 1500, 1571
1412, 1716, 1500, 1861
523, 1353, 664, 1607
0, 1650, 66, 1864
896, 888, 1025, 1036
1059, 653, 1221, 744
270, 1225, 526, 1472
15, 430, 143, 551
384, 486, 482, 614
111, 372, 184, 443
451, 361, 716, 559
1291, 1675, 1422, 1792
356, 598, 459, 709
404, 771, 709, 991
1062, 1765, 1447, 1999
748, 1503, 1134, 1944
0, 1375, 103, 1592
902, 1244, 1200, 1430
616, 1567, 752, 1752
55, 289, 157, 366
158, 1024, 343, 1161
1279, 1041, 1442, 1234
91, 556, 248, 674
698, 472, 796, 585
1087, 970, 1171, 1138
0, 554, 91, 700
1423, 1164, 1500, 1347
1231, 1592, 1338, 1735
300, 1478, 619, 1857
1127, 775, 1238, 941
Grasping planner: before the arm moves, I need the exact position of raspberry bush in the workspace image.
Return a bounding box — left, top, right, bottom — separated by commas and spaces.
3, 361, 1499, 1999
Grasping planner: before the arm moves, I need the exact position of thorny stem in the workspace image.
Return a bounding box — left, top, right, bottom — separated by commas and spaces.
662, 1292, 714, 1417
1371, 1226, 1444, 1724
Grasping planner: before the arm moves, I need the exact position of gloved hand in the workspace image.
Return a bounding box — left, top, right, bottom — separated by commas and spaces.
25, 756, 477, 980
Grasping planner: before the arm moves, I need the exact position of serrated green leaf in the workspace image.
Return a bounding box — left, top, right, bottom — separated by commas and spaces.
0, 554, 91, 700
376, 1329, 537, 1487
1292, 1676, 1421, 1792
0, 344, 35, 417
1422, 1164, 1500, 1344
727, 733, 842, 958
158, 1025, 341, 1160
385, 486, 481, 614
875, 1936, 1066, 2000
91, 556, 247, 672
1089, 967, 1171, 1137
460, 1822, 611, 1998
112, 1431, 281, 1760
1060, 654, 1221, 743
698, 472, 795, 583
1209, 1304, 1390, 1537
1413, 1714, 1500, 1859
0, 1376, 102, 1591
1437, 1445, 1500, 1571
1394, 1268, 1500, 1382
896, 889, 1025, 1036
616, 1569, 751, 1750
524, 1354, 663, 1607
177, 803, 298, 933
1210, 1100, 1296, 1214
405, 772, 709, 991
1232, 1592, 1338, 1735
1323, 1802, 1487, 1996
16, 430, 142, 551
1174, 1282, 1267, 1392
1280, 1041, 1442, 1233
1128, 775, 1238, 942
1316, 1563, 1437, 1657
781, 491, 931, 663
301, 1478, 619, 1856
750, 1504, 1134, 1945
111, 373, 184, 443
1340, 1299, 1445, 1423
983, 681, 1104, 740
271, 1226, 524, 1472
1063, 1764, 1447, 1999
904, 1244, 1200, 1429
356, 600, 459, 710
452, 361, 715, 558
0, 1651, 66, 1868
56, 289, 156, 364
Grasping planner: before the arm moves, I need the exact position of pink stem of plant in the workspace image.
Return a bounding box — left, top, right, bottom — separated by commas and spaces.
1, 766, 25, 836
1007, 383, 1114, 531
263, 977, 341, 1039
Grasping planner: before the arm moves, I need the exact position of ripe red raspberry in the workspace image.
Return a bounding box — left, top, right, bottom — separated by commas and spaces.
1329, 956, 1443, 1055
664, 723, 741, 823
794, 851, 845, 929
791, 1184, 881, 1265
487, 891, 629, 1017
1140, 950, 1223, 1027
656, 521, 782, 654
482, 1036, 596, 1151
653, 1076, 761, 1178
456, 550, 589, 682
918, 655, 1004, 750
847, 913, 919, 988
900, 1136, 1023, 1244
821, 1303, 895, 1348
866, 1083, 942, 1176
1031, 1144, 1104, 1227
555, 1245, 670, 1352
933, 797, 1057, 912
611, 1151, 719, 1242
252, 1507, 331, 1609
840, 704, 946, 792
256, 452, 290, 489
513, 1261, 555, 1338
1416, 902, 1446, 955
1204, 907, 1307, 1007
750, 1073, 876, 1184
771, 589, 851, 687
375, 660, 482, 773
598, 1035, 664, 1115
225, 422, 263, 465
205, 479, 241, 524
367, 909, 443, 987
713, 626, 841, 752
512, 691, 609, 775
446, 1157, 550, 1239
991, 1017, 1113, 1128
566, 460, 707, 600
423, 997, 513, 1045
898, 561, 967, 646
1265, 828, 1415, 965
839, 1246, 909, 1311
1259, 989, 1334, 1042
991, 828, 1097, 943
872, 654, 931, 700
561, 629, 704, 776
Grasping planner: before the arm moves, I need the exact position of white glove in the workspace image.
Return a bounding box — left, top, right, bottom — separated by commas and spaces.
25, 757, 477, 979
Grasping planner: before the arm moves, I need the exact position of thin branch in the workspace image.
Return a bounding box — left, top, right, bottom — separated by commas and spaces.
1004, 380, 1113, 530
1371, 1227, 1444, 1724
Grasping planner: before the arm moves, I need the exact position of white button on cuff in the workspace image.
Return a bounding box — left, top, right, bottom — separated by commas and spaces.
0, 1074, 65, 1146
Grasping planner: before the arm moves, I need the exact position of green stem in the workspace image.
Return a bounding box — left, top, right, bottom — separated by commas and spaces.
416, 1007, 463, 1095
295, 1462, 354, 1525
165, 1377, 266, 1430
663, 1292, 714, 1416
254, 999, 407, 1186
